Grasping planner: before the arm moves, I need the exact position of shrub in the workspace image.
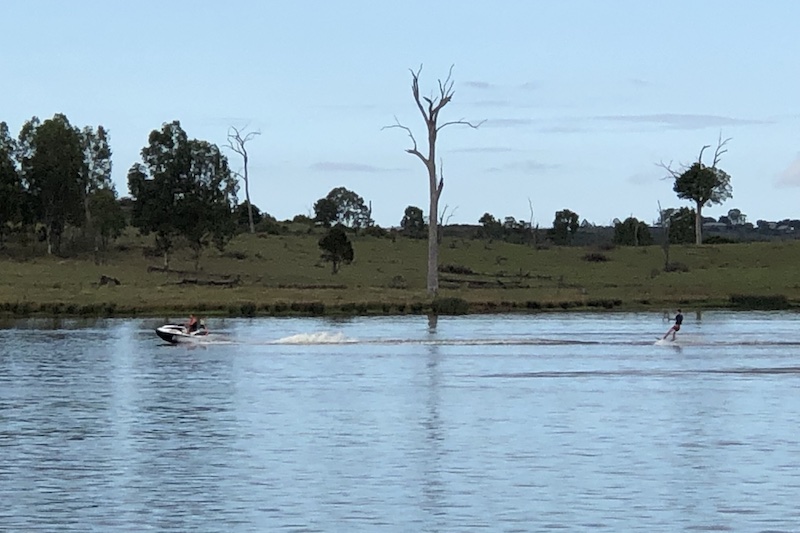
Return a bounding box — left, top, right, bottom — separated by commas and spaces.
388, 275, 407, 289
240, 302, 257, 317
431, 297, 470, 315
583, 252, 609, 262
729, 294, 789, 310
704, 235, 737, 244
664, 262, 689, 273
363, 225, 388, 238
221, 250, 247, 260
439, 264, 474, 275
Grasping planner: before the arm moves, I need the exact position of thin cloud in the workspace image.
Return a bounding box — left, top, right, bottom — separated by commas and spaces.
470, 99, 515, 108
776, 154, 800, 187
486, 160, 558, 173
463, 81, 494, 90
310, 161, 397, 173
520, 82, 540, 91
482, 117, 537, 128
450, 146, 519, 154
596, 113, 771, 130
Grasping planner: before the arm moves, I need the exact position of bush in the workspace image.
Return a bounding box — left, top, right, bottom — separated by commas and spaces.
431, 297, 470, 315
221, 250, 247, 260
583, 252, 609, 262
363, 225, 388, 238
729, 294, 789, 310
704, 235, 737, 244
388, 275, 407, 289
240, 302, 257, 317
664, 262, 689, 272
439, 264, 474, 275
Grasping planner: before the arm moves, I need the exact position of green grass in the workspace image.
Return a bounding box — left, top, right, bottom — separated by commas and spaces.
1, 231, 799, 317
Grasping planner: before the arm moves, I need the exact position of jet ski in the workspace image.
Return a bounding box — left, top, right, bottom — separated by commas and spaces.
155, 322, 209, 344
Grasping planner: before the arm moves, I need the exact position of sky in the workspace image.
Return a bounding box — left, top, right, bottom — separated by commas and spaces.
2, 0, 799, 228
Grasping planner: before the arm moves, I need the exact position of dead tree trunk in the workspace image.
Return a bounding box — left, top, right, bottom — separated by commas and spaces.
384, 65, 482, 296
225, 126, 261, 234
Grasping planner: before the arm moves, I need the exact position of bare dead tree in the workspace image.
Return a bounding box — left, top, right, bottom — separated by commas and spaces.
383, 65, 483, 295
657, 200, 671, 270
438, 203, 458, 244
527, 198, 539, 249
225, 126, 261, 234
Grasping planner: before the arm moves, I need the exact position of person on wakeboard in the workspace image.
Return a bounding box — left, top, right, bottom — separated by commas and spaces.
662, 309, 683, 341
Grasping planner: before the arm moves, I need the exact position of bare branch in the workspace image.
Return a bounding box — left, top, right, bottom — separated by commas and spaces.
410, 65, 427, 120
697, 144, 711, 165
712, 133, 731, 168
436, 158, 444, 198
437, 118, 486, 132
224, 125, 261, 157
657, 160, 681, 179
527, 197, 535, 226
382, 117, 426, 163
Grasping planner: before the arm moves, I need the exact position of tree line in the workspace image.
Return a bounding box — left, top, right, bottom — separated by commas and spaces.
0, 81, 747, 285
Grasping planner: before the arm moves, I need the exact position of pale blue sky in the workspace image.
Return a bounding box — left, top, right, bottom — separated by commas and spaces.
2, 1, 798, 227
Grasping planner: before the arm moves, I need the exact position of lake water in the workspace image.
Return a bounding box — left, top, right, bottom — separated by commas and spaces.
1, 312, 800, 532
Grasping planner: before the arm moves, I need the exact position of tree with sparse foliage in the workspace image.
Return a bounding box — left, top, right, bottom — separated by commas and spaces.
401, 205, 426, 238
661, 135, 733, 245
549, 209, 579, 245
384, 65, 482, 295
224, 126, 260, 234
88, 187, 126, 251
613, 217, 653, 246
318, 224, 354, 274
669, 207, 695, 244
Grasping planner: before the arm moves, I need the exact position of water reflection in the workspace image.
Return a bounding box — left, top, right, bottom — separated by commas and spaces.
1, 314, 799, 531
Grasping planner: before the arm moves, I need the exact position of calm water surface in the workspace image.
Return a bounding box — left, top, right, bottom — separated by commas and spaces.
1, 312, 800, 532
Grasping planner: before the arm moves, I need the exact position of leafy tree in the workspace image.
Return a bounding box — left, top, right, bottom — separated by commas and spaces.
234, 201, 263, 229
549, 209, 579, 245
662, 136, 733, 245
325, 187, 372, 229
81, 125, 113, 225
727, 208, 746, 226
0, 122, 22, 246
313, 197, 338, 227
128, 121, 238, 269
18, 114, 86, 254
401, 205, 426, 238
668, 207, 695, 244
88, 187, 126, 250
478, 213, 502, 239
613, 217, 653, 246
318, 224, 354, 274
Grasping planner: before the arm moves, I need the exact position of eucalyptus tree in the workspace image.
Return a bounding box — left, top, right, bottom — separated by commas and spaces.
128, 121, 238, 269
81, 125, 113, 226
549, 209, 579, 245
18, 114, 85, 254
384, 65, 482, 295
0, 122, 21, 246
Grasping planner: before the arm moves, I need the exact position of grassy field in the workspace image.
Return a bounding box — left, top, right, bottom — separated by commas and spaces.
1, 230, 798, 317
